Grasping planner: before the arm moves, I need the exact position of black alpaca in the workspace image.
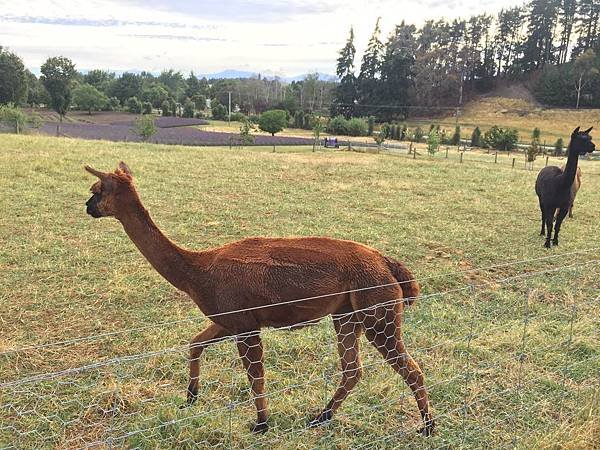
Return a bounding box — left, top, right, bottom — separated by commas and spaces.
535, 126, 595, 248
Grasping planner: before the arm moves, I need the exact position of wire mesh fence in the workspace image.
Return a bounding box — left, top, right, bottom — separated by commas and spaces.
336, 138, 600, 178
1, 256, 598, 449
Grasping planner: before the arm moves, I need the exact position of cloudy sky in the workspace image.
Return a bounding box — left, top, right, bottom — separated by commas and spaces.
1, 0, 523, 77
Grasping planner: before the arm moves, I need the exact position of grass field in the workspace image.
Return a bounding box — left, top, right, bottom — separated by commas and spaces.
0, 134, 598, 449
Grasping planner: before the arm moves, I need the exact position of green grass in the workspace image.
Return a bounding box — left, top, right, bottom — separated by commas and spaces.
0, 134, 598, 449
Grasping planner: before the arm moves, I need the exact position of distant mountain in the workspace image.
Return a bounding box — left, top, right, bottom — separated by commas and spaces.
28, 66, 337, 82
199, 69, 337, 82
283, 72, 338, 82
200, 69, 258, 79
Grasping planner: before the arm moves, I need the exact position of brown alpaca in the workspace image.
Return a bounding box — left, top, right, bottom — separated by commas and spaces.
84, 162, 434, 436
556, 165, 582, 218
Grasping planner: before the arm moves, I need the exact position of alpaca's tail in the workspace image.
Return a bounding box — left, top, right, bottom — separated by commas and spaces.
383, 256, 420, 307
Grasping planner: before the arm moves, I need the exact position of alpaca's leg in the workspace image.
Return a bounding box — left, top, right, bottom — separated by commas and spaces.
553, 208, 569, 246
544, 207, 554, 248
363, 305, 434, 436
236, 332, 269, 433
539, 201, 546, 235
309, 313, 362, 427
569, 202, 574, 218
187, 323, 230, 405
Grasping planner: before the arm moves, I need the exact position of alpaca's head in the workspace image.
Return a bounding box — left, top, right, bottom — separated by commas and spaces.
571, 126, 595, 155
85, 162, 136, 219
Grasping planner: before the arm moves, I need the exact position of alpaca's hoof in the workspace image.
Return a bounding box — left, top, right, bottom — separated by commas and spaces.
418, 419, 436, 437
251, 421, 269, 434
552, 239, 559, 246
544, 241, 552, 248
308, 409, 333, 428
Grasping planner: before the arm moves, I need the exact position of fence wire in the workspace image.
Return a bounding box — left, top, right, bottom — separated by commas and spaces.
1, 259, 598, 449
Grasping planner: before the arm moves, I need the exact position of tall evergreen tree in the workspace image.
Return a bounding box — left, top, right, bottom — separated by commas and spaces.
521, 0, 560, 71
494, 7, 525, 76
557, 0, 578, 64
358, 18, 384, 116
379, 22, 417, 120
332, 27, 357, 118
572, 0, 600, 58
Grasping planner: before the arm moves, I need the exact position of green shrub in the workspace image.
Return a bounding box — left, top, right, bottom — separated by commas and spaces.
230, 111, 246, 122
373, 129, 386, 148
212, 103, 228, 121
0, 103, 40, 134
427, 128, 440, 155
238, 118, 255, 146
327, 115, 349, 135
380, 123, 391, 139
484, 126, 519, 151
367, 116, 374, 136
412, 126, 424, 142
133, 114, 156, 142
554, 138, 564, 156
347, 117, 368, 136
451, 126, 461, 145
142, 102, 152, 115
471, 127, 482, 147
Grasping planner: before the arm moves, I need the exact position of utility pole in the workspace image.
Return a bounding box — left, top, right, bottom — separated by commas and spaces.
228, 91, 232, 123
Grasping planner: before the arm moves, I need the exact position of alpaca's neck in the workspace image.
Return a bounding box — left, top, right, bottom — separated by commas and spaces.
118, 199, 194, 293
562, 141, 580, 186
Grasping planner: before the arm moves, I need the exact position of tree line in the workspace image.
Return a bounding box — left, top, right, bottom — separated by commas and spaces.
0, 46, 336, 122
331, 0, 600, 120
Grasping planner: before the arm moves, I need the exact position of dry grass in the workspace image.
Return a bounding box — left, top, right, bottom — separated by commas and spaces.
406, 92, 600, 144
0, 134, 598, 449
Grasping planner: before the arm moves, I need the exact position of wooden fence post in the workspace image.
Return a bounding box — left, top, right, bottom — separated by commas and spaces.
545, 156, 549, 167
495, 152, 498, 163
512, 157, 516, 168
460, 152, 463, 163
445, 146, 449, 158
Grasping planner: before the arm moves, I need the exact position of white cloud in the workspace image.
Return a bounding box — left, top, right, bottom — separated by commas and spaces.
0, 0, 524, 76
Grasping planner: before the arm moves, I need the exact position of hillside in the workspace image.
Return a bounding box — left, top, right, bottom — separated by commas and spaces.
408, 85, 600, 144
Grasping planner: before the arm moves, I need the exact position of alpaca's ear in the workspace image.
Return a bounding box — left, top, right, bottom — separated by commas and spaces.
85, 165, 108, 180
583, 126, 593, 134
572, 126, 580, 135
117, 161, 133, 177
